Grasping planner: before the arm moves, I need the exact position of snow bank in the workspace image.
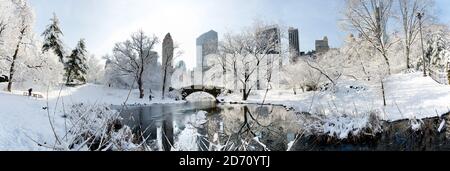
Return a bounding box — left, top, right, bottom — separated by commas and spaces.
220, 73, 450, 122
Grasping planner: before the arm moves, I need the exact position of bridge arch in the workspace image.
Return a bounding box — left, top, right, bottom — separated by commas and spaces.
179, 85, 226, 101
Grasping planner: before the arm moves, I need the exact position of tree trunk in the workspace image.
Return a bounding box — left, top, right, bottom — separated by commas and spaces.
256, 64, 260, 90
243, 91, 250, 101
381, 80, 386, 106
66, 69, 72, 85
7, 52, 18, 92
242, 83, 251, 101
7, 28, 26, 92
406, 46, 411, 69
242, 83, 248, 101
138, 64, 145, 99
233, 63, 238, 91
223, 67, 226, 88
138, 77, 144, 99
382, 53, 392, 75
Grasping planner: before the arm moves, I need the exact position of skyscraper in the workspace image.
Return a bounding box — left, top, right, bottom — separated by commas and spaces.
162, 33, 174, 95
288, 27, 300, 62
195, 30, 218, 86
196, 30, 218, 71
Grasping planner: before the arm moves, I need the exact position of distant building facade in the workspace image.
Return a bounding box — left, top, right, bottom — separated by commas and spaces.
171, 60, 192, 89
195, 30, 218, 86
257, 25, 281, 55
288, 27, 300, 63
315, 36, 330, 53
196, 30, 218, 71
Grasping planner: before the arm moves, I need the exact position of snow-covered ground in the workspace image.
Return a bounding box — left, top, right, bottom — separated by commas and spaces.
220, 73, 450, 122
0, 83, 181, 150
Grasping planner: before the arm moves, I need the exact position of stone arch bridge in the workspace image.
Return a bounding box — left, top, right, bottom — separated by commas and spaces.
179, 85, 227, 100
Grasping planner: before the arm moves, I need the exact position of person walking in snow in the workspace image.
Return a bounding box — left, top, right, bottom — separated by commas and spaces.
28, 88, 33, 96
149, 89, 153, 102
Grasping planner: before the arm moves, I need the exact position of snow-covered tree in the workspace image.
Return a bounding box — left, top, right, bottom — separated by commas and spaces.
14, 41, 64, 91
65, 39, 88, 84
103, 55, 132, 88
0, 0, 9, 38
283, 59, 322, 92
213, 22, 285, 100
106, 30, 159, 99
244, 22, 283, 90
424, 24, 450, 69
1, 0, 64, 92
343, 0, 395, 75
398, 0, 434, 69
217, 32, 246, 91
86, 55, 104, 84
0, 0, 12, 74
0, 0, 34, 92
41, 13, 65, 64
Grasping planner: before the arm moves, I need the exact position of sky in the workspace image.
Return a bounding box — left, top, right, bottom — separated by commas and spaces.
29, 0, 450, 69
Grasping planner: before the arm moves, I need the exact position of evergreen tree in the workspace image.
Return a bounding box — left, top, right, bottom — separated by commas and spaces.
426, 29, 450, 69
66, 39, 88, 84
42, 13, 65, 64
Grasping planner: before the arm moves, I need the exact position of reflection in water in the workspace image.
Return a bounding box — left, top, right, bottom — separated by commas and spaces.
120, 102, 299, 151
214, 105, 299, 151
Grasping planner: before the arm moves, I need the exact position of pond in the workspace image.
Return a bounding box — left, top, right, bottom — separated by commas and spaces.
119, 102, 450, 151
119, 101, 298, 151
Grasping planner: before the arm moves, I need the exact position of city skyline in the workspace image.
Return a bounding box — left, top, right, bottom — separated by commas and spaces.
29, 0, 450, 69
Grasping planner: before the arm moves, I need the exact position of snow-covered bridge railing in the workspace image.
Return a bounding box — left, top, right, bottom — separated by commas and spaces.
429, 67, 450, 85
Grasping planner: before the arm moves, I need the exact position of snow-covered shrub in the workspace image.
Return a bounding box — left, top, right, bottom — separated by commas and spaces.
302, 111, 383, 140
64, 104, 146, 151
284, 60, 323, 92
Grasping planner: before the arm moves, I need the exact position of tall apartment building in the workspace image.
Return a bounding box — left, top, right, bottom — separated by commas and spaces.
288, 27, 300, 63
257, 25, 281, 55
195, 30, 218, 86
